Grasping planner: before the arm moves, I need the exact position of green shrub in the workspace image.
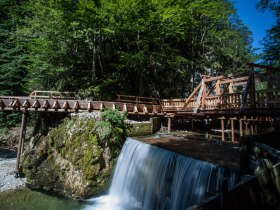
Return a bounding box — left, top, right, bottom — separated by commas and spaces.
96, 109, 130, 145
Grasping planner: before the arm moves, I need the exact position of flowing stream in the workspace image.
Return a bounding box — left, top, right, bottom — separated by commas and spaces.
84, 138, 241, 210
0, 137, 241, 210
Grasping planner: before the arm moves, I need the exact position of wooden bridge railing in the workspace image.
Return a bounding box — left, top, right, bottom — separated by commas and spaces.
255, 89, 280, 108
117, 94, 160, 105
162, 99, 185, 111
1, 89, 280, 115
162, 88, 280, 112
29, 90, 76, 100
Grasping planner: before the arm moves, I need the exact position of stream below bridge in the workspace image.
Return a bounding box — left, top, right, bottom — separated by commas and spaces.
0, 135, 242, 210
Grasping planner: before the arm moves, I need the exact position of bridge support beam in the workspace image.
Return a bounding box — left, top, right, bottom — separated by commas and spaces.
239, 118, 243, 137
15, 111, 27, 177
230, 118, 237, 143
167, 117, 172, 133
220, 117, 225, 141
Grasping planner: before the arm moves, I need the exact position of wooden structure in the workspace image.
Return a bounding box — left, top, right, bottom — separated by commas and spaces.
0, 96, 162, 115
1, 63, 280, 175
162, 63, 280, 142
0, 94, 162, 176
162, 65, 280, 116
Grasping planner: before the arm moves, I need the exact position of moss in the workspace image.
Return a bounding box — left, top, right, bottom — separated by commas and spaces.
23, 112, 126, 198
127, 123, 152, 136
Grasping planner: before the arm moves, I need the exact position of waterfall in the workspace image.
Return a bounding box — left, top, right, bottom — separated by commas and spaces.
85, 138, 240, 210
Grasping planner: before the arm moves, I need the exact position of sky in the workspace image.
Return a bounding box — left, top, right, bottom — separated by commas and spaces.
232, 0, 276, 54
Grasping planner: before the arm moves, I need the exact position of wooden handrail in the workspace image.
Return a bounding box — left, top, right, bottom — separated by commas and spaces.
117, 94, 160, 105
29, 90, 76, 99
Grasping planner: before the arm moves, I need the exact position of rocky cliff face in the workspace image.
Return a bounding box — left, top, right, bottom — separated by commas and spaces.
22, 111, 126, 199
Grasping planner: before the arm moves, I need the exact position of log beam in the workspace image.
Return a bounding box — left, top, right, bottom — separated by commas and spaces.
15, 112, 27, 177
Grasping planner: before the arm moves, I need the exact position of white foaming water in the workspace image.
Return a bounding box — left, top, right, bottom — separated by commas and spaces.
84, 138, 240, 210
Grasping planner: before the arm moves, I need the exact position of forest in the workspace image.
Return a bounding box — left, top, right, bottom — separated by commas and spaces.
0, 0, 279, 127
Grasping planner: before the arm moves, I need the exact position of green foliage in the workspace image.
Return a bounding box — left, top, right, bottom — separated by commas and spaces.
1, 0, 254, 101
0, 0, 29, 129
0, 112, 21, 129
257, 0, 280, 66
0, 0, 28, 96
96, 109, 129, 144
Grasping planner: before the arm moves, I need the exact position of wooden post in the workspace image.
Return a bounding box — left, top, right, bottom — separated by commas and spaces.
216, 80, 221, 95
230, 118, 236, 143
244, 116, 249, 135
220, 117, 225, 141
250, 73, 256, 109
15, 111, 27, 177
202, 77, 207, 110
167, 117, 172, 133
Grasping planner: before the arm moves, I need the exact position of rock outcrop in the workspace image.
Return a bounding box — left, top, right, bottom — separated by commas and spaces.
22, 111, 126, 199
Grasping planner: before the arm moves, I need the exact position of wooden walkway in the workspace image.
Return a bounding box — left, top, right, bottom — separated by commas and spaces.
0, 93, 162, 115
1, 64, 280, 118
2, 63, 280, 176
0, 64, 280, 118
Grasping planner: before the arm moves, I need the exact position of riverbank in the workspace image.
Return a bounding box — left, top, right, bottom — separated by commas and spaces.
0, 149, 26, 192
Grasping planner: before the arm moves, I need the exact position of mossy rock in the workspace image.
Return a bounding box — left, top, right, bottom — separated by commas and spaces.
22, 112, 125, 199
127, 122, 152, 136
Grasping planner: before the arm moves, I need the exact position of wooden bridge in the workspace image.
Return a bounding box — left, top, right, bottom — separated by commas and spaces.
1, 64, 279, 117
1, 63, 280, 175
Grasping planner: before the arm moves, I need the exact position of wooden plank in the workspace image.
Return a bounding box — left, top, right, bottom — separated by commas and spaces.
202, 78, 207, 109
219, 76, 248, 85
167, 117, 172, 132
15, 112, 27, 177
232, 81, 247, 86
182, 81, 202, 110
230, 117, 237, 142
193, 78, 205, 113
220, 117, 226, 141
216, 80, 221, 95
240, 70, 254, 113
205, 76, 225, 83
117, 94, 160, 105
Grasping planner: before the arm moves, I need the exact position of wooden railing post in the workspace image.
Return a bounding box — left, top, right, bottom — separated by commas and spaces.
230, 117, 237, 143
220, 117, 225, 141
167, 117, 173, 133
239, 117, 243, 137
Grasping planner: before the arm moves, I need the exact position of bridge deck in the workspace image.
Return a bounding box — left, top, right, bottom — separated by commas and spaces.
1, 64, 280, 118
0, 96, 163, 115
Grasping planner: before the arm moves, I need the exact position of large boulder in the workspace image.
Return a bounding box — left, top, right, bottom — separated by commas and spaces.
22, 111, 126, 199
